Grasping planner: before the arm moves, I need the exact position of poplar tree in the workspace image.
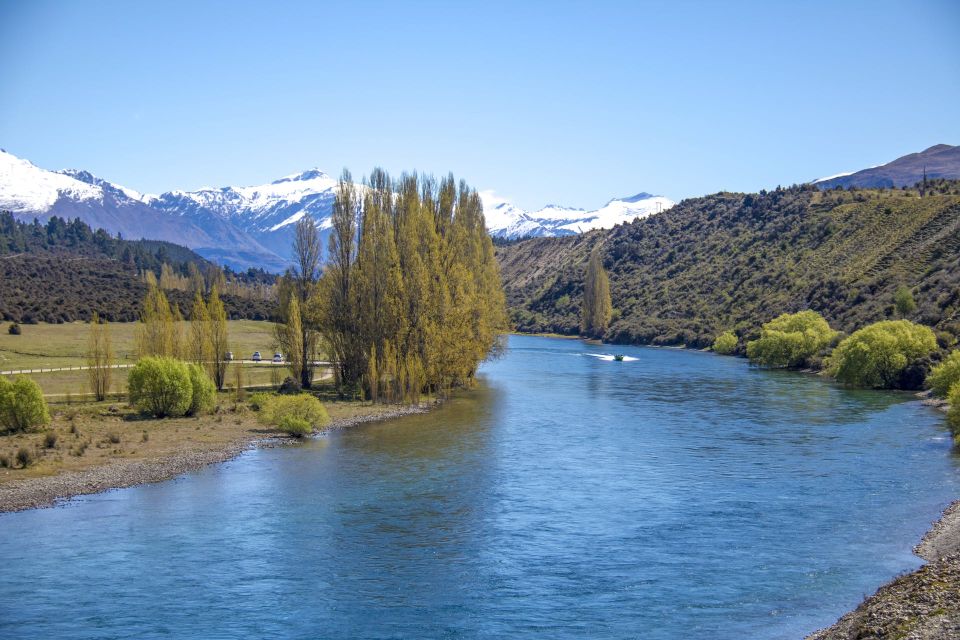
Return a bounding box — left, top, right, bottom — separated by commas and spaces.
189, 289, 212, 367
86, 312, 113, 401
136, 281, 176, 358
208, 284, 229, 390
581, 245, 612, 338
275, 292, 306, 387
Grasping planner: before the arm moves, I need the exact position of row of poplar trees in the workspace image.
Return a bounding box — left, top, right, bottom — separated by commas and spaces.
277, 169, 508, 402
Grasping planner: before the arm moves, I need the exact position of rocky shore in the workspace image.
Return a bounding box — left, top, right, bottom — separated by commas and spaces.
0, 403, 432, 514
807, 499, 960, 640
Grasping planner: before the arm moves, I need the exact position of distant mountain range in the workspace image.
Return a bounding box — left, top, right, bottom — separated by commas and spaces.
480, 191, 675, 239
0, 149, 672, 270
2, 144, 956, 272
813, 144, 960, 189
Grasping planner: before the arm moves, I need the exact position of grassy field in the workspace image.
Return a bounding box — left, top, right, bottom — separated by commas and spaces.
0, 320, 314, 397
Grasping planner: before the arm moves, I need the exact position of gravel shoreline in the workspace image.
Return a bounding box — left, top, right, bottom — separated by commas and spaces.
806, 498, 960, 640
0, 403, 433, 514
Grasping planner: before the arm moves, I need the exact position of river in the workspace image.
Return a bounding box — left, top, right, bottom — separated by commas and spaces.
1, 335, 957, 639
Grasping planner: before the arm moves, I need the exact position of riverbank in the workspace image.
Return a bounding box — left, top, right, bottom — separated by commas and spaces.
807, 499, 960, 640
0, 400, 435, 514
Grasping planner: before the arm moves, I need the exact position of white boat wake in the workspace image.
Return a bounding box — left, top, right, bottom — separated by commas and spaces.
584, 353, 638, 362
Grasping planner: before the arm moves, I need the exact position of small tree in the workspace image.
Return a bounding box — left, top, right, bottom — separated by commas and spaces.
128, 357, 193, 418
0, 376, 50, 433
746, 310, 837, 368
927, 351, 960, 397
86, 312, 113, 401
8, 322, 21, 335
827, 320, 938, 388
712, 331, 738, 355
894, 286, 917, 317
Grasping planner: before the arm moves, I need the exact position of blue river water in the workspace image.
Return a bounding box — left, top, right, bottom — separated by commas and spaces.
1, 335, 958, 639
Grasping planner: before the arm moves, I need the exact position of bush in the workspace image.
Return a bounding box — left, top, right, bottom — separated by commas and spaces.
44, 432, 57, 448
712, 331, 738, 355
186, 364, 216, 416
128, 357, 193, 418
827, 320, 938, 389
0, 376, 50, 433
248, 392, 273, 411
277, 415, 312, 437
894, 285, 917, 317
255, 393, 329, 436
15, 447, 34, 468
278, 376, 302, 395
8, 322, 20, 335
746, 310, 837, 368
927, 351, 960, 398
948, 383, 960, 441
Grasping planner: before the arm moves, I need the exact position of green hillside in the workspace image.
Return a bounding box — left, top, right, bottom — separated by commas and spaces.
496, 181, 960, 347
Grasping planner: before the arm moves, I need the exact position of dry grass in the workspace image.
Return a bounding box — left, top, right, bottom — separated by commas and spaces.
0, 393, 408, 485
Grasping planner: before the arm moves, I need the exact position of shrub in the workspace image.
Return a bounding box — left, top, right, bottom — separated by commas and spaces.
827, 320, 938, 389
0, 454, 9, 468
44, 432, 57, 449
128, 357, 193, 418
107, 432, 121, 444
893, 285, 917, 317
0, 376, 51, 433
248, 392, 273, 411
712, 331, 738, 355
927, 351, 960, 398
746, 310, 837, 368
8, 322, 21, 335
277, 415, 312, 437
278, 376, 302, 395
255, 393, 329, 436
15, 447, 34, 468
186, 364, 216, 416
948, 383, 960, 441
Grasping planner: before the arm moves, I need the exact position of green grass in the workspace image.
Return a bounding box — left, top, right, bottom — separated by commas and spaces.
0, 320, 278, 371
0, 320, 330, 397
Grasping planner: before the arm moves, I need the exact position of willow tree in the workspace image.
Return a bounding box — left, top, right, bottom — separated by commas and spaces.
86, 312, 113, 401
581, 245, 612, 338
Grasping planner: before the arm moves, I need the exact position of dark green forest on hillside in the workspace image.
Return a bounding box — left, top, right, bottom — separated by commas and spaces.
0, 213, 276, 323
497, 181, 960, 348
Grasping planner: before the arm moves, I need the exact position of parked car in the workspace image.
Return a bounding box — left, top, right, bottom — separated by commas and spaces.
252, 351, 262, 362
225, 351, 234, 361
273, 352, 283, 363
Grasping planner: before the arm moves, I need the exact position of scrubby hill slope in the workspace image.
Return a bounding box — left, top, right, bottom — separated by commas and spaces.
497, 181, 960, 347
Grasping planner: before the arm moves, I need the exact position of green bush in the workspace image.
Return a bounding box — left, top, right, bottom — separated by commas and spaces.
712, 331, 738, 355
0, 375, 50, 433
186, 364, 216, 416
746, 310, 837, 368
248, 392, 273, 411
277, 415, 312, 437
255, 393, 329, 436
827, 320, 938, 389
927, 351, 960, 398
947, 381, 960, 434
128, 357, 193, 418
8, 322, 21, 335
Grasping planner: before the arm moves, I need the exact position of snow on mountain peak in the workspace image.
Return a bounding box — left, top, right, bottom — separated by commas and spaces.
272, 168, 331, 184
482, 189, 675, 239
0, 149, 101, 212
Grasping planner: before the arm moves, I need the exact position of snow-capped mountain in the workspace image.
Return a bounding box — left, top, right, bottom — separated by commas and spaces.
147, 169, 340, 261
0, 149, 286, 272
481, 190, 675, 239
0, 147, 675, 269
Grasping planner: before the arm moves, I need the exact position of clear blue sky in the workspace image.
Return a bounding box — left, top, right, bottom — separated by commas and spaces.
1, 0, 958, 210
